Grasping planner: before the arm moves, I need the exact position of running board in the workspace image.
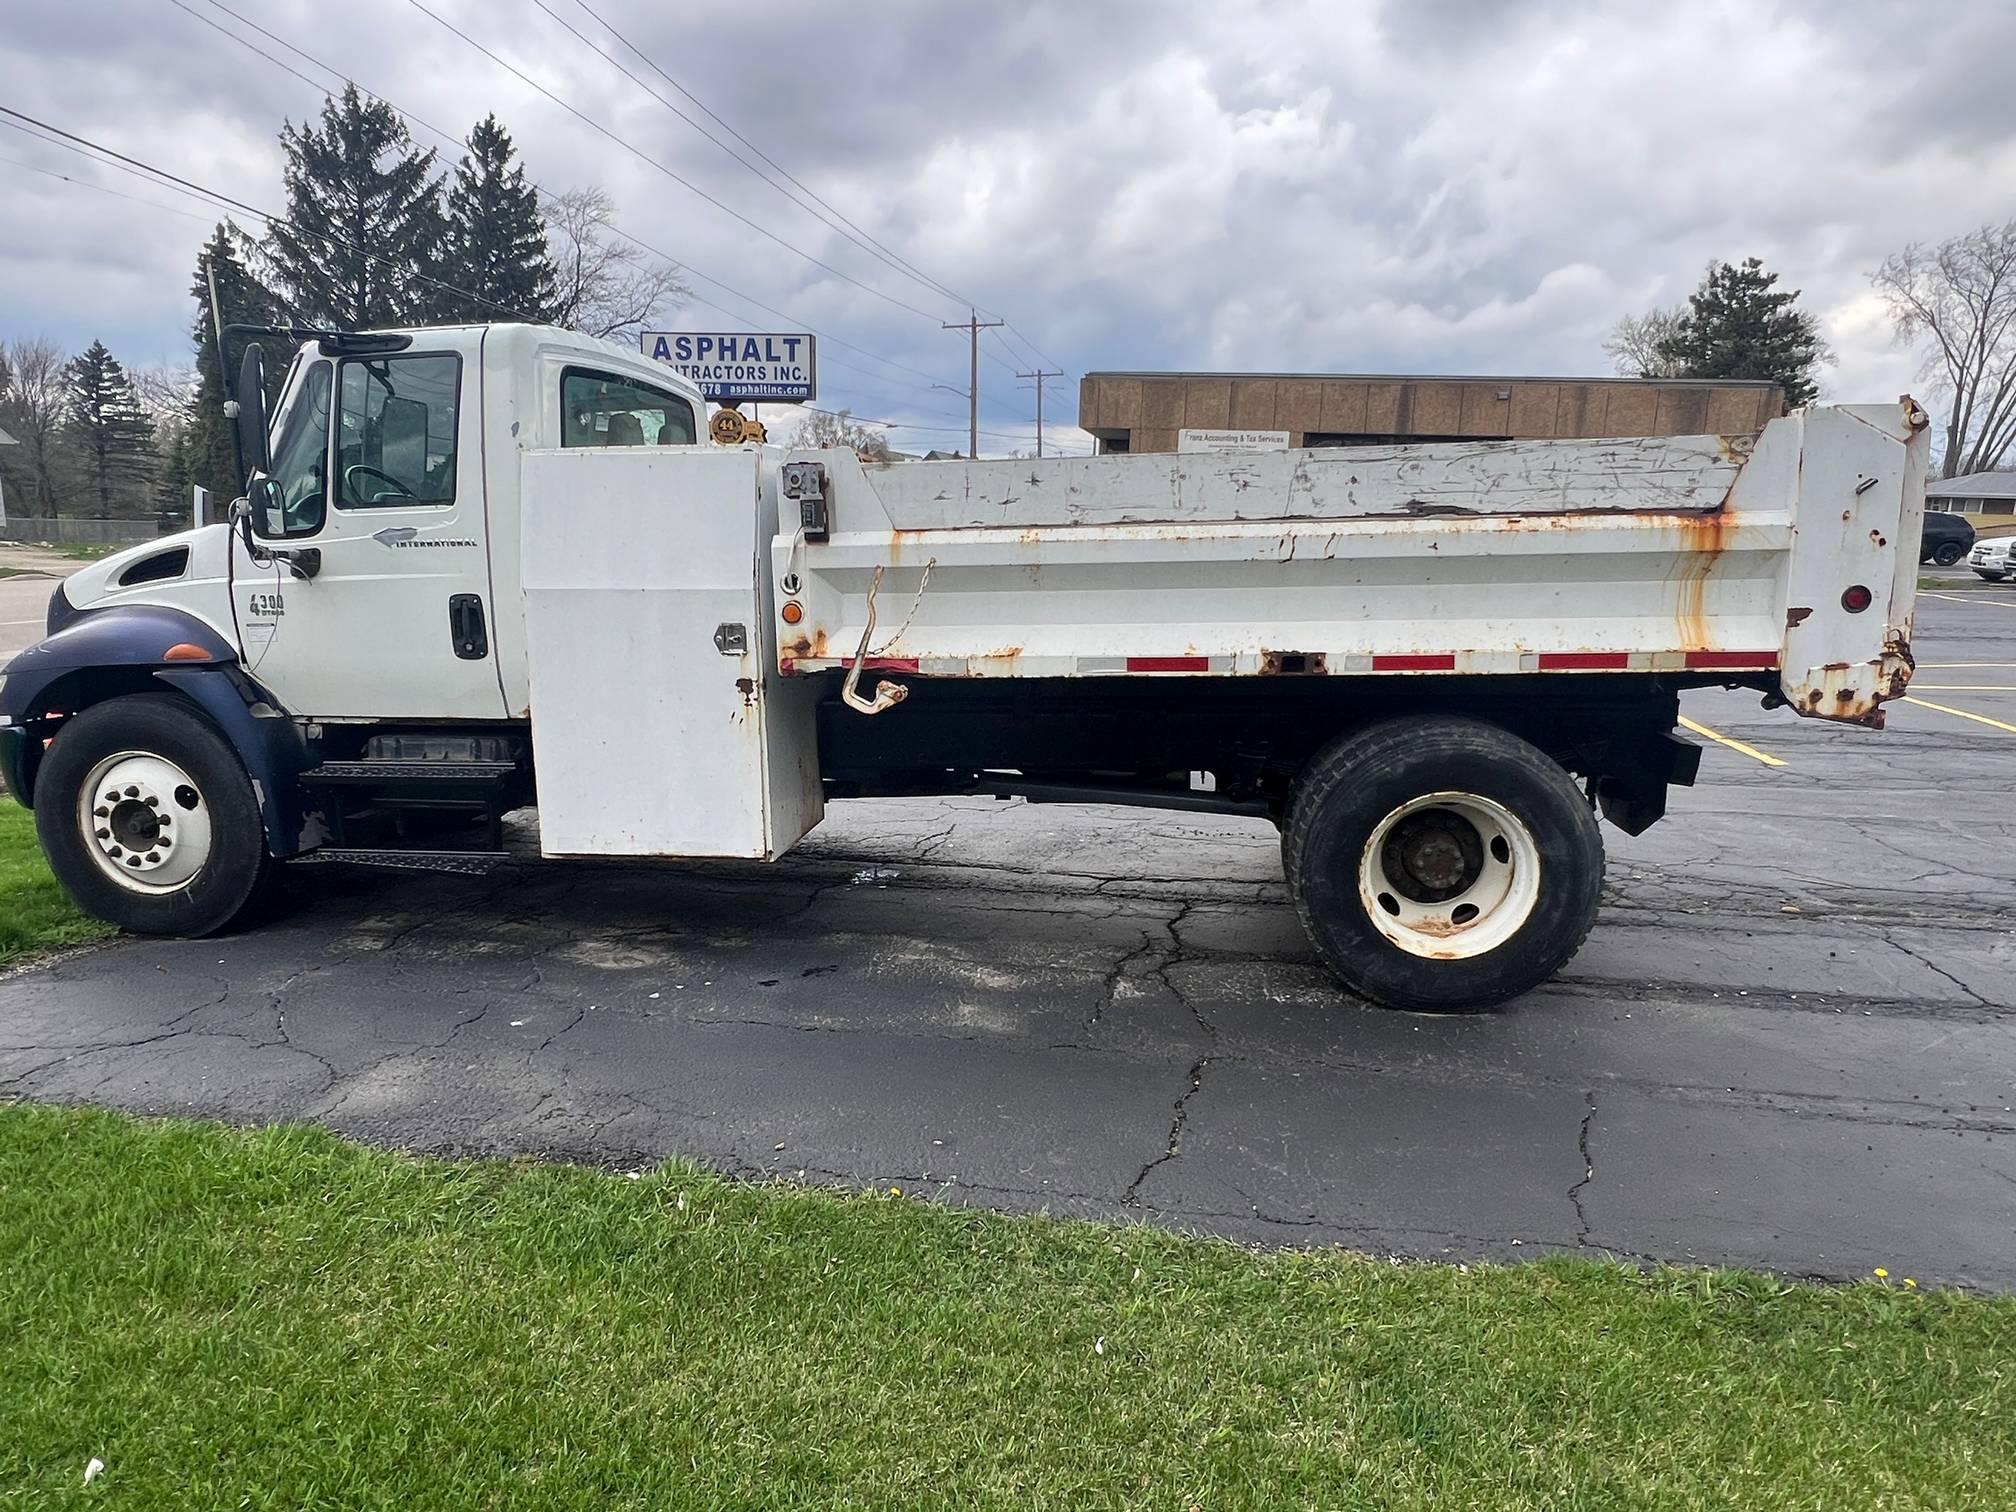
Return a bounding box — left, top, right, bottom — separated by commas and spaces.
292, 848, 509, 875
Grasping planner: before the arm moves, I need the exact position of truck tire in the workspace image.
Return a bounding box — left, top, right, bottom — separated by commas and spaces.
1931, 541, 1966, 567
33, 692, 275, 937
1284, 716, 1603, 1012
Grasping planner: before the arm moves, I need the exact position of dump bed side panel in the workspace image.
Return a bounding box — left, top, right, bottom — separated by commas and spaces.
865, 432, 1743, 530
771, 404, 1925, 726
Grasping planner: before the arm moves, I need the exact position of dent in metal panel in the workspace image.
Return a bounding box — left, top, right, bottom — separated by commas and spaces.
866, 432, 1744, 531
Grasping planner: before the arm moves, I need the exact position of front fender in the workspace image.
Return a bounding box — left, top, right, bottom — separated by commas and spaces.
0, 608, 312, 857
2, 605, 241, 809
3, 602, 236, 684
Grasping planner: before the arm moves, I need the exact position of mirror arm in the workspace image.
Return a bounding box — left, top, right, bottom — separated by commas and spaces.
229, 495, 319, 580
230, 496, 270, 565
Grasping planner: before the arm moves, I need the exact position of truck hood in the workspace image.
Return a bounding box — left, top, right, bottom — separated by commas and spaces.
60, 524, 234, 615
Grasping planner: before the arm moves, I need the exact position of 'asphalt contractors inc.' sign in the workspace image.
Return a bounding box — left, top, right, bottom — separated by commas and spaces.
643, 332, 816, 403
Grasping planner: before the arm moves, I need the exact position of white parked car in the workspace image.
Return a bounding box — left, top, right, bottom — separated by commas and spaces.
1969, 538, 2015, 581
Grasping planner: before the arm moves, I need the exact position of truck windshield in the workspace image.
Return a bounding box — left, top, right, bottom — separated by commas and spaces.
263, 359, 332, 535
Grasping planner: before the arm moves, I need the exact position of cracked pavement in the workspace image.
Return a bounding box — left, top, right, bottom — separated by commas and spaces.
3, 593, 2015, 1288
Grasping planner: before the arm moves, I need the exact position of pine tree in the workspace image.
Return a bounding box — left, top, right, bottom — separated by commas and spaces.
264, 84, 444, 329
63, 341, 157, 517
1655, 257, 1829, 410
439, 114, 557, 324
179, 224, 283, 506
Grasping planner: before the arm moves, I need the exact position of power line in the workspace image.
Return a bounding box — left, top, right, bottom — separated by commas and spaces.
399, 0, 1036, 414
401, 0, 950, 325
0, 148, 214, 223
563, 0, 1071, 380
529, 0, 959, 315
0, 106, 543, 324
173, 0, 983, 418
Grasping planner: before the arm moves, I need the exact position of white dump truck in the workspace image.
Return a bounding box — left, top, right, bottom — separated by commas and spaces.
0, 324, 1927, 1009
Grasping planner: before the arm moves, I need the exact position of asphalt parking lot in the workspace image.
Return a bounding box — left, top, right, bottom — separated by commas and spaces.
0, 560, 63, 662
3, 572, 2014, 1288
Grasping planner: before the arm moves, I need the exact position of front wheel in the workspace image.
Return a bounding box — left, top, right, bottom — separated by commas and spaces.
1974, 571, 2006, 582
1931, 541, 1967, 567
1283, 717, 1603, 1011
34, 693, 274, 936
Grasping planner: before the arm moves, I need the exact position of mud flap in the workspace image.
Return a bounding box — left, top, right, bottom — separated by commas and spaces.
1594, 731, 1703, 836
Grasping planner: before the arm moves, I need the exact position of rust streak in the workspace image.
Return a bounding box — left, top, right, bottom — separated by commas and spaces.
1671, 507, 1735, 651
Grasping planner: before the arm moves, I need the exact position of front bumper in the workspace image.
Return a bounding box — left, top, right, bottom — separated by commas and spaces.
0, 724, 29, 808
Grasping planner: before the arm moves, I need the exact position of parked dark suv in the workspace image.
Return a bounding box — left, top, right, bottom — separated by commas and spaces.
1922, 509, 1975, 567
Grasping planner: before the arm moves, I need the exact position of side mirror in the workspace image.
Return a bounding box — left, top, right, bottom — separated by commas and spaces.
235, 342, 270, 479
250, 476, 286, 538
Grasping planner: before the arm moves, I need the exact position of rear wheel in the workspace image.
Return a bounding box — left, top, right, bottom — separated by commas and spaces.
1932, 541, 1966, 567
34, 693, 274, 936
1284, 717, 1603, 1011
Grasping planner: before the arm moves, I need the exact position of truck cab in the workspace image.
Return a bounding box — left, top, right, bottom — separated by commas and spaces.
142, 323, 700, 722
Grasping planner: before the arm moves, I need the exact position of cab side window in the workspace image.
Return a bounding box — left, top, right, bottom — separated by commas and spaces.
337, 354, 460, 508
562, 369, 698, 448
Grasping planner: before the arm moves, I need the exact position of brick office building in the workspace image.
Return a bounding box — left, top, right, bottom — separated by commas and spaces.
1077, 372, 1785, 454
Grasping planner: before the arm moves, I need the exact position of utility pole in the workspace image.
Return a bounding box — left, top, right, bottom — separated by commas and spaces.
1016, 368, 1064, 458
942, 308, 1003, 459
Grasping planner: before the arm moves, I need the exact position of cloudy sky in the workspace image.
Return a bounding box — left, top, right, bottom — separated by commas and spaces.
3, 0, 2014, 455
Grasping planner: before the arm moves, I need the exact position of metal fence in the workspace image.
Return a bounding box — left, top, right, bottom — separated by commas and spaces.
0, 517, 168, 547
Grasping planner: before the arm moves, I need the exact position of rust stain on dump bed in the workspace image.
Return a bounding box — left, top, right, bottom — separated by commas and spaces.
786, 629, 830, 662
1672, 505, 1738, 652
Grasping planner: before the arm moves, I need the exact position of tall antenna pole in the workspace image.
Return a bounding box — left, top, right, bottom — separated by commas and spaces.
942, 308, 1003, 458
1016, 368, 1064, 458
204, 248, 243, 500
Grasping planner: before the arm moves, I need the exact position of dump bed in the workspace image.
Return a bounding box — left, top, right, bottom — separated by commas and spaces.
773, 401, 1928, 725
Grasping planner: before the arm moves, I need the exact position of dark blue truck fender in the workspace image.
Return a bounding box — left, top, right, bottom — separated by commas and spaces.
0, 605, 315, 857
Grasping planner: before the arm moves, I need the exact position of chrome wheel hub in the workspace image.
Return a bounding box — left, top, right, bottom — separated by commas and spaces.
77, 752, 214, 893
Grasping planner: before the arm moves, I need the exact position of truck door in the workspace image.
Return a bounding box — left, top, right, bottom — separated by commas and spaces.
234, 338, 507, 720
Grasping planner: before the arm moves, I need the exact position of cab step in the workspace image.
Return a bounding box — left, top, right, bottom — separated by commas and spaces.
292, 848, 509, 875
300, 760, 517, 786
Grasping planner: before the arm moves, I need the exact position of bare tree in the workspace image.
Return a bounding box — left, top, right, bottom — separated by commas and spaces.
787, 406, 892, 462
544, 187, 689, 343
1872, 220, 2016, 478
1602, 305, 1689, 378
131, 364, 198, 455
0, 337, 75, 517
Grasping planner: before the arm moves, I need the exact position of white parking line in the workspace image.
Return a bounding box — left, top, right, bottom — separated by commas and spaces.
1920, 591, 2016, 610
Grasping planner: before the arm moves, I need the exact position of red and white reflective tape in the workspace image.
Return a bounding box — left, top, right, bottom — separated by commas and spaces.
781, 649, 1782, 677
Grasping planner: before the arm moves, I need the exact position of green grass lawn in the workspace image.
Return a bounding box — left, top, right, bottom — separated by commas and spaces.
0, 802, 111, 967
1, 1107, 2011, 1509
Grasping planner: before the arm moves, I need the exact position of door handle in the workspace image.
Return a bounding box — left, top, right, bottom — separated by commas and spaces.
448, 594, 489, 660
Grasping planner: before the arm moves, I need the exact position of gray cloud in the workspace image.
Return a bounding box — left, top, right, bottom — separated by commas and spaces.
3, 0, 2013, 452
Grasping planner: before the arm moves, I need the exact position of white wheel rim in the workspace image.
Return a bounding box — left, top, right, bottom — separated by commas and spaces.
1358, 791, 1541, 960
76, 751, 215, 894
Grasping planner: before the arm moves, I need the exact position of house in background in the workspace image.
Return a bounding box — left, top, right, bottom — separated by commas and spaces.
1926, 471, 2016, 522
